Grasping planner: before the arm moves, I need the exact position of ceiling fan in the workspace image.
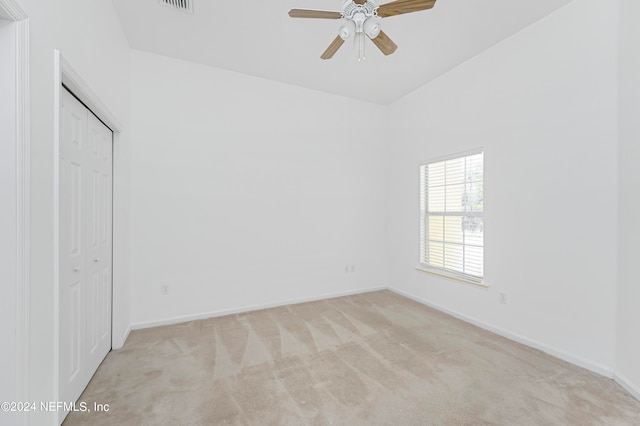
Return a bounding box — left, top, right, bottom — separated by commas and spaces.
288, 0, 436, 61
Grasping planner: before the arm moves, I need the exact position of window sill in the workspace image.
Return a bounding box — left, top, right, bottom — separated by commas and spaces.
414, 266, 489, 288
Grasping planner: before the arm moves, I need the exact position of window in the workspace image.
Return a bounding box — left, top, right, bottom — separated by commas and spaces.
419, 150, 484, 284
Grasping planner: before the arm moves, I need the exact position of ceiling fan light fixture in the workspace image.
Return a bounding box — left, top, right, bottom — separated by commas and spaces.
364, 18, 381, 39
339, 20, 356, 40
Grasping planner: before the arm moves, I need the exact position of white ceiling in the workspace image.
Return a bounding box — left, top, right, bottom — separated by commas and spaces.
112, 0, 574, 105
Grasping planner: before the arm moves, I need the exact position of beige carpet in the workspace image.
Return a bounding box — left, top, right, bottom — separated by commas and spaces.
64, 290, 640, 425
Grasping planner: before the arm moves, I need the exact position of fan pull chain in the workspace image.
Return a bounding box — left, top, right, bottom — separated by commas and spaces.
358, 33, 366, 62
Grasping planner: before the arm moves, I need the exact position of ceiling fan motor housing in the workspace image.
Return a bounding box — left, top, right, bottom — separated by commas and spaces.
341, 0, 381, 39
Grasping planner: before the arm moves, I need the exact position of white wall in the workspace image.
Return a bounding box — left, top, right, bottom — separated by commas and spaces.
8, 2, 637, 424
387, 0, 619, 374
0, 17, 18, 410
616, 0, 640, 399
16, 0, 131, 423
129, 51, 389, 327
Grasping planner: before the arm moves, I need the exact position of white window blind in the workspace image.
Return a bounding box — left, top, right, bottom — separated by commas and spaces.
419, 151, 484, 283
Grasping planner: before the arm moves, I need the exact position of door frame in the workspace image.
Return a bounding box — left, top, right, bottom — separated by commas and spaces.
53, 50, 125, 424
0, 1, 29, 424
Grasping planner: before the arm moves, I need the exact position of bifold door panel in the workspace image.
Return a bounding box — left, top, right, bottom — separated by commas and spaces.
59, 88, 113, 420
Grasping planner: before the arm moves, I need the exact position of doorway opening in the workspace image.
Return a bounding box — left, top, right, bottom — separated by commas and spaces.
0, 15, 19, 409
0, 3, 29, 423
54, 52, 126, 425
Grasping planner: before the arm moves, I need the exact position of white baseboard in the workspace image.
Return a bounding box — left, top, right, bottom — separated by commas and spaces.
614, 374, 640, 401
387, 287, 614, 379
122, 284, 639, 403
112, 324, 131, 350
131, 286, 388, 331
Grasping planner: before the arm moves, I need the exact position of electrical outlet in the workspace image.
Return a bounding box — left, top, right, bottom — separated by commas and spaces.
499, 293, 507, 305
161, 285, 169, 296
350, 265, 356, 273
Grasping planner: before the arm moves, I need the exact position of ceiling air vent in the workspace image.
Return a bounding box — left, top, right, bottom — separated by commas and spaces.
158, 0, 193, 13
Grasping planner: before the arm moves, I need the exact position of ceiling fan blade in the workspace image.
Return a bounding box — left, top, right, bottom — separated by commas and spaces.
370, 31, 398, 55
354, 0, 367, 4
288, 9, 342, 19
321, 36, 345, 60
377, 0, 436, 18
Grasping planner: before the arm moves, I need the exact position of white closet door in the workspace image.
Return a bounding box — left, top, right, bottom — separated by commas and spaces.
60, 89, 89, 404
59, 88, 113, 414
85, 112, 113, 376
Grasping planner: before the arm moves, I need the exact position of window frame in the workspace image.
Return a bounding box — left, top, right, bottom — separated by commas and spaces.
417, 148, 485, 286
